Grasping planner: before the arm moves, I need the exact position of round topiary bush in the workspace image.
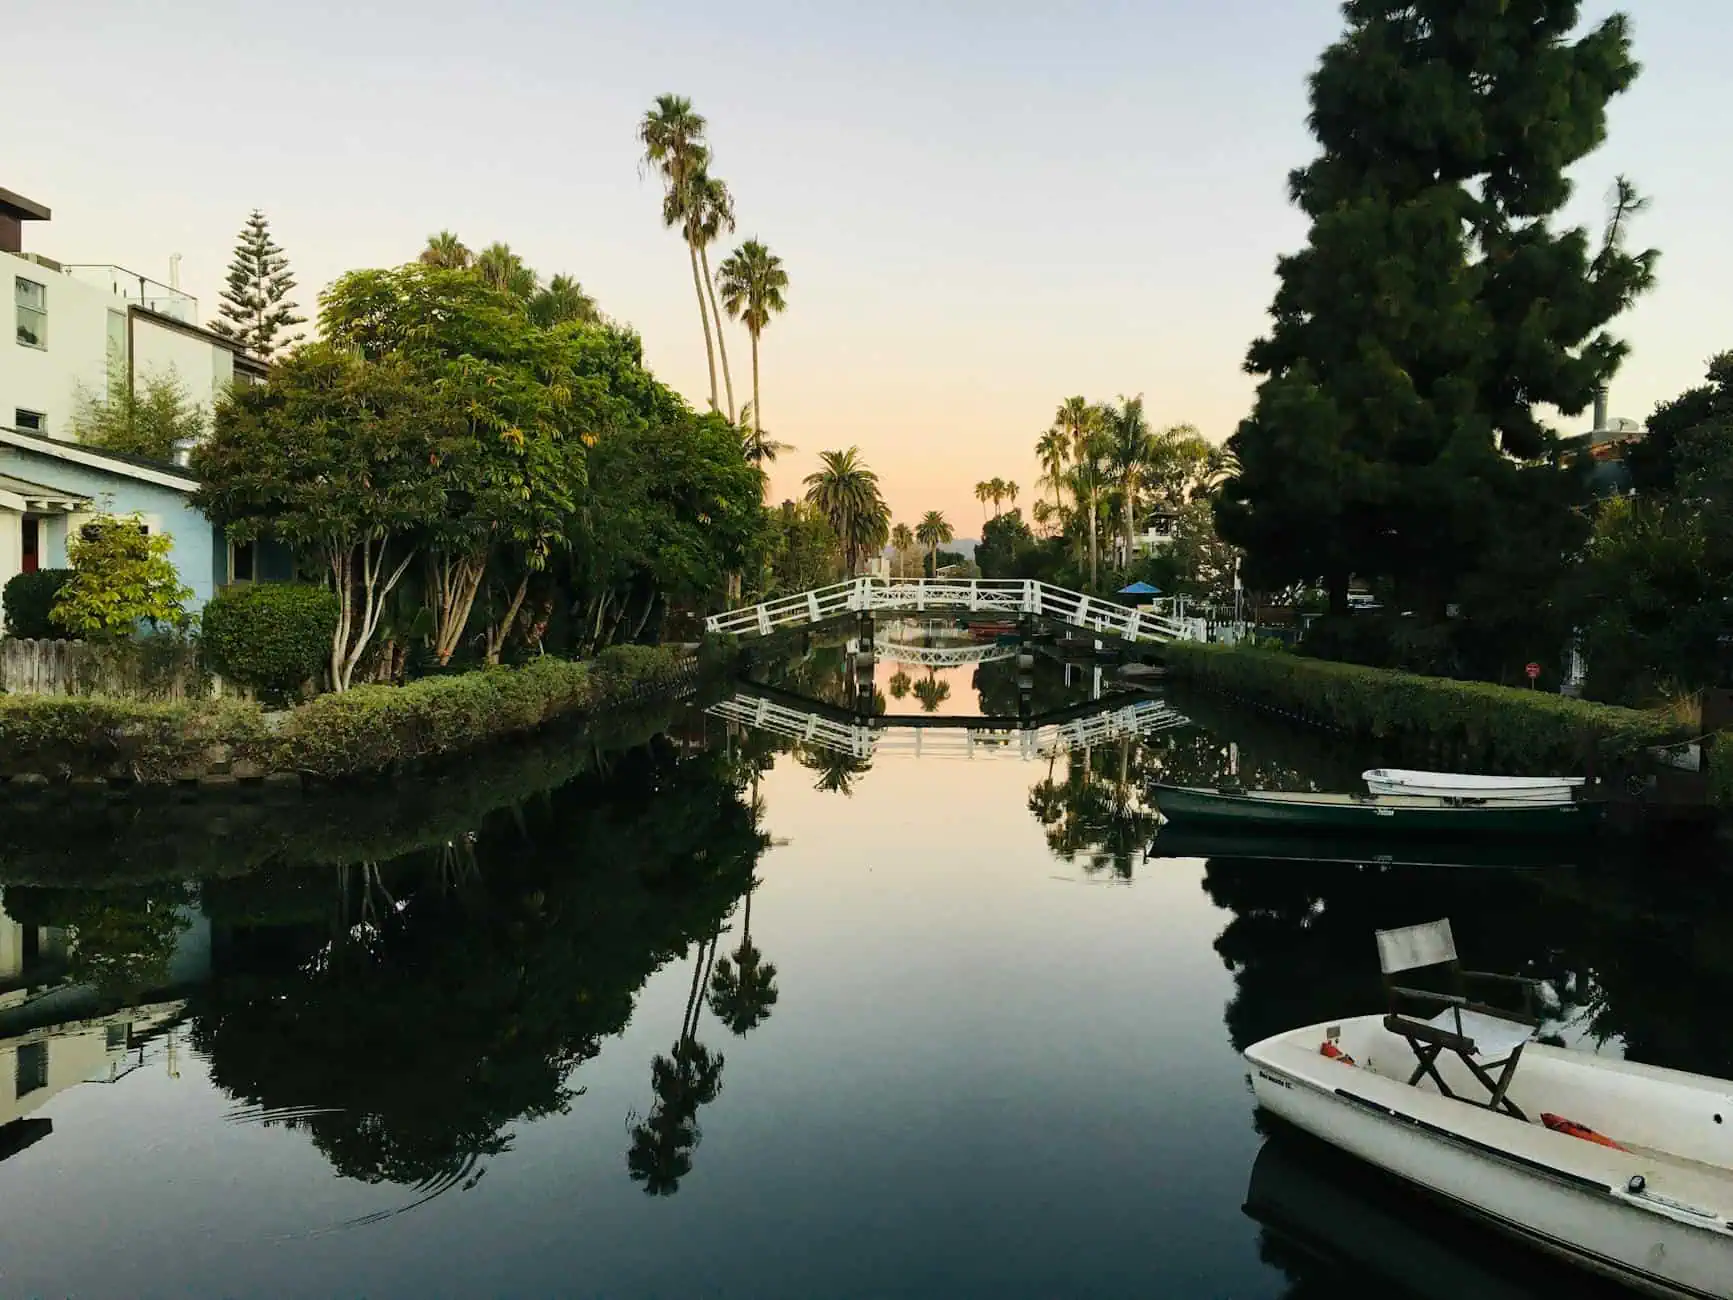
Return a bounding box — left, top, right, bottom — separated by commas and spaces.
201, 584, 339, 704
2, 569, 75, 639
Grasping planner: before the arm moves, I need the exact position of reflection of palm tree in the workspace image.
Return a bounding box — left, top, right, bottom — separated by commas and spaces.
708, 887, 779, 1035
912, 671, 951, 713
888, 669, 912, 700
628, 937, 726, 1197
797, 745, 873, 795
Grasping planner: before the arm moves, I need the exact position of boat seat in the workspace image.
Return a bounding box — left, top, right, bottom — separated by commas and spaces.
1377, 919, 1542, 1120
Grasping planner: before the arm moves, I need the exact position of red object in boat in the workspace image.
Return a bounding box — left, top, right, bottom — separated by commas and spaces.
1319, 1040, 1357, 1066
1541, 1112, 1628, 1151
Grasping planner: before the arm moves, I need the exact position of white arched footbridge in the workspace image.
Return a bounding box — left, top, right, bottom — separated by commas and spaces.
856, 635, 1018, 669
706, 578, 1204, 643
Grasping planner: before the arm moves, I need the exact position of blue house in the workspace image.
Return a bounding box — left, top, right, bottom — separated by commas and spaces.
0, 425, 291, 626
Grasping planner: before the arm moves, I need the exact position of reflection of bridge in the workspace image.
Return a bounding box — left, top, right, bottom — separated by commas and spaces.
859, 635, 1017, 669
709, 686, 1190, 761
707, 578, 1202, 643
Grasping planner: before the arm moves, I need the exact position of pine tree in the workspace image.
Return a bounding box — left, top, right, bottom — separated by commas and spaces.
208, 209, 307, 362
1216, 2, 1657, 626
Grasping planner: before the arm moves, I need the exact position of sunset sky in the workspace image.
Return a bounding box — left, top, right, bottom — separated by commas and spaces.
10, 0, 1727, 533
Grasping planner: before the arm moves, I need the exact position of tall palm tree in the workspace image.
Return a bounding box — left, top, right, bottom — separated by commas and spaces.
1068, 408, 1109, 589
689, 167, 737, 422
419, 231, 472, 270
473, 242, 538, 301
528, 273, 599, 327
1004, 481, 1019, 511
1032, 499, 1056, 537
640, 94, 720, 412
718, 239, 790, 466
1035, 427, 1070, 515
737, 402, 792, 470
891, 523, 915, 578
1104, 396, 1154, 570
916, 510, 954, 578
708, 887, 778, 1035
974, 480, 993, 525
804, 447, 885, 575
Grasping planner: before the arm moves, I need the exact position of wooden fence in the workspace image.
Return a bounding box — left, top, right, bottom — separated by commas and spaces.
0, 637, 232, 701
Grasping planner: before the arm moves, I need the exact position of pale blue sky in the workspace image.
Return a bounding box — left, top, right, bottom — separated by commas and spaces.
10, 1, 1726, 526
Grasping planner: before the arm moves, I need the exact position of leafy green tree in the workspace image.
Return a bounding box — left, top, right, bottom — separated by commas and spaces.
197, 346, 455, 690
976, 509, 1036, 579
472, 241, 538, 300
419, 231, 472, 269
916, 510, 954, 578
640, 94, 721, 413
71, 369, 207, 464
1216, 3, 1656, 627
321, 264, 586, 664
804, 447, 888, 575
529, 273, 600, 328
207, 209, 306, 361
1627, 352, 1733, 497
717, 240, 790, 468
51, 511, 193, 640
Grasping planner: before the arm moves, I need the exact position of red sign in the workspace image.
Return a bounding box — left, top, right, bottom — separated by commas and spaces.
1526, 662, 1541, 680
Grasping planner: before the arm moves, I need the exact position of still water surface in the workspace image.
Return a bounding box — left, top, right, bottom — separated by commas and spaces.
0, 652, 1724, 1297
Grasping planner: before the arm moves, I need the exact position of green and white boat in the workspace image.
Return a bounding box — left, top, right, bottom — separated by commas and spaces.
1148, 783, 1594, 836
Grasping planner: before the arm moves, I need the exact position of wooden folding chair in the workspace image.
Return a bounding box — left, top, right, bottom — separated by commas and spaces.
1375, 919, 1542, 1120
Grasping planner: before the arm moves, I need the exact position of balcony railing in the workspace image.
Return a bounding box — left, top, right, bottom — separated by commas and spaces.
60, 264, 198, 323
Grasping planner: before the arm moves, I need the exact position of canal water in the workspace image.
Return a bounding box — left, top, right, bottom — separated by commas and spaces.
0, 649, 1724, 1298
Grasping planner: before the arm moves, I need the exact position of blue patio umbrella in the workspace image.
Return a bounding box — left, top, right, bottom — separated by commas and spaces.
1117, 581, 1161, 597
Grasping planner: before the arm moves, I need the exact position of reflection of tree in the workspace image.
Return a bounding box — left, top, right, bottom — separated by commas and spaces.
709, 886, 779, 1034
628, 937, 727, 1196
796, 744, 872, 796
887, 670, 912, 701
2, 881, 193, 997
1027, 740, 1160, 878
972, 657, 1079, 717
912, 671, 951, 713
191, 741, 763, 1201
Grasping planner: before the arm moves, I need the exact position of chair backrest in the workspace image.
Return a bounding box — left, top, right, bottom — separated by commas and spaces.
1376, 919, 1457, 976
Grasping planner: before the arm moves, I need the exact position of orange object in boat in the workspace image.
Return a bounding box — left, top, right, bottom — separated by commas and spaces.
1541, 1112, 1628, 1151
1320, 1040, 1356, 1066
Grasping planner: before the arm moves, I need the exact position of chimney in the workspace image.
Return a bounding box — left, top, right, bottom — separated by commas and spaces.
0, 186, 52, 255
1593, 386, 1609, 434
169, 253, 182, 290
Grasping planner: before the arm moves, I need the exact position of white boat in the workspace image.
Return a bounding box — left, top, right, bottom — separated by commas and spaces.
1363, 768, 1585, 803
1246, 1015, 1733, 1298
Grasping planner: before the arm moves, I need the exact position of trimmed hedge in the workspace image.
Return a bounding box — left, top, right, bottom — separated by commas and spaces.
0, 644, 705, 783
2, 569, 75, 639
202, 584, 339, 704
1163, 643, 1684, 773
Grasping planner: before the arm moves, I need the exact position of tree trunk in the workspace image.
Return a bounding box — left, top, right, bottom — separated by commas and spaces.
687, 240, 719, 413
929, 542, 938, 578
700, 243, 735, 423
483, 573, 532, 665
1087, 486, 1100, 589
428, 550, 488, 665
750, 330, 763, 496
1123, 488, 1136, 574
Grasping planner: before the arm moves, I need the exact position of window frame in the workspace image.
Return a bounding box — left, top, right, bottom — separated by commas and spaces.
15, 276, 47, 350
13, 408, 46, 432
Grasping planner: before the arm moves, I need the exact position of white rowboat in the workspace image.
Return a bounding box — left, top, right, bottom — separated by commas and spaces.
1246, 1015, 1733, 1298
1363, 769, 1585, 803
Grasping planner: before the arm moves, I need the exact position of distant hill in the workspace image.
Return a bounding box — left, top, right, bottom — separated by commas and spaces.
881, 538, 978, 561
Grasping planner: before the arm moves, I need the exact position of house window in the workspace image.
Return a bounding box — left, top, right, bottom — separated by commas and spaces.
228, 539, 256, 584
82, 521, 148, 542
14, 408, 44, 432
15, 277, 47, 348
21, 517, 39, 574
15, 1041, 48, 1099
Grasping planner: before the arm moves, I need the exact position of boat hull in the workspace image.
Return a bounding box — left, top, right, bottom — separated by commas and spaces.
1363, 769, 1584, 803
1246, 1020, 1733, 1299
1151, 784, 1591, 836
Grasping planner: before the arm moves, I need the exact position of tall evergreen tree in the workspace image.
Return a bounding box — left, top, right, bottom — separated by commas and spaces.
209, 210, 307, 362
1216, 3, 1656, 623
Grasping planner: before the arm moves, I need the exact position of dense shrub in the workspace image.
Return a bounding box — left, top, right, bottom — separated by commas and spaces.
0, 695, 268, 781
1163, 643, 1684, 773
3, 569, 75, 639
202, 585, 339, 704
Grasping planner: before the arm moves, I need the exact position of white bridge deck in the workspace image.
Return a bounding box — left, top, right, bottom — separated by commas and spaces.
706, 578, 1204, 644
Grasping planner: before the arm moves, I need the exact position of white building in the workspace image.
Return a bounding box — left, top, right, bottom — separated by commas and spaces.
3, 185, 264, 442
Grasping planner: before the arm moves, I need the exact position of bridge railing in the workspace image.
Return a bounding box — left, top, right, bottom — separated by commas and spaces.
707, 578, 1198, 643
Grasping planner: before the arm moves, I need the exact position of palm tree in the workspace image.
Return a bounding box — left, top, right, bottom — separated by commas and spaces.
888, 668, 913, 699
804, 447, 885, 575
1035, 427, 1070, 515
473, 242, 537, 301
1104, 396, 1154, 570
419, 231, 472, 270
718, 239, 790, 464
640, 94, 720, 412
974, 480, 993, 525
891, 523, 915, 578
528, 273, 599, 327
912, 670, 951, 712
916, 510, 954, 578
1004, 481, 1019, 511
1032, 499, 1056, 537
737, 402, 792, 470
690, 167, 737, 422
